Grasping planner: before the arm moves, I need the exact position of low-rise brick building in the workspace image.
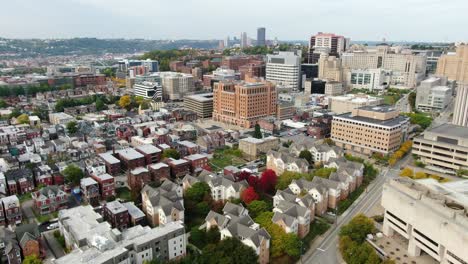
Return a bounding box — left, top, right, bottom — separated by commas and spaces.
31, 186, 68, 215
1, 195, 21, 225
165, 158, 190, 178
148, 163, 170, 182
127, 167, 151, 194
135, 144, 162, 165
80, 177, 100, 206
116, 148, 145, 171
103, 200, 130, 230
99, 152, 121, 175
183, 154, 209, 173
91, 173, 115, 200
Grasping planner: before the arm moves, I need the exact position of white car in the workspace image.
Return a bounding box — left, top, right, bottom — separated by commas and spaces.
47, 223, 59, 230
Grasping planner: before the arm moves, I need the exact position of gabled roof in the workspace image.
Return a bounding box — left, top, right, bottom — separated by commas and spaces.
267, 150, 309, 168
272, 211, 297, 227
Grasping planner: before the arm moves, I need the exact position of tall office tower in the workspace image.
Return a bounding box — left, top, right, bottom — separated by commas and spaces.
308, 32, 349, 63
241, 32, 248, 48
212, 78, 277, 128
436, 44, 468, 83
224, 36, 230, 48
257, 27, 266, 46
266, 51, 302, 90
453, 84, 468, 127
218, 40, 225, 50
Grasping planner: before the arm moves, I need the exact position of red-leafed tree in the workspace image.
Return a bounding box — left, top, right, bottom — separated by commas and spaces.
241, 186, 259, 204
247, 175, 258, 189
236, 171, 252, 182
259, 169, 278, 193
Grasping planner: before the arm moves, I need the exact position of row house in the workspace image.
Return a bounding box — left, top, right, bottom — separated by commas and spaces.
183, 154, 209, 173
148, 163, 170, 182
15, 223, 44, 259
99, 152, 121, 176
80, 177, 100, 206
91, 173, 116, 200
0, 227, 22, 264
197, 173, 248, 202
85, 158, 106, 176
272, 200, 311, 238
5, 169, 34, 195
31, 186, 68, 215
141, 180, 184, 226
33, 165, 54, 186
165, 158, 190, 178
309, 145, 342, 163
135, 144, 162, 165
273, 188, 315, 222
205, 203, 271, 264
288, 179, 331, 216
1, 195, 22, 225
196, 132, 226, 153
177, 140, 200, 157
266, 150, 309, 176
122, 202, 145, 226
127, 167, 151, 194
116, 148, 145, 171
103, 200, 130, 230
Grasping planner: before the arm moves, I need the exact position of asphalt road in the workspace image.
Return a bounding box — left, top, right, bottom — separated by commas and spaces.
300, 157, 409, 264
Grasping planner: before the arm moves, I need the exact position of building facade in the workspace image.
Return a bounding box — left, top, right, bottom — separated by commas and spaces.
453, 84, 468, 127
266, 51, 301, 90
184, 93, 214, 118
436, 44, 468, 83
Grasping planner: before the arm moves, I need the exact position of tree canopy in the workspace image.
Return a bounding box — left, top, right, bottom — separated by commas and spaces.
201, 237, 258, 264
66, 121, 78, 134
16, 113, 30, 124
253, 124, 263, 139
162, 148, 181, 159
62, 164, 84, 186
299, 150, 313, 165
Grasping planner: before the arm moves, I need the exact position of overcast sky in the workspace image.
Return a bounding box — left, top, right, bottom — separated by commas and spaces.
1, 0, 466, 42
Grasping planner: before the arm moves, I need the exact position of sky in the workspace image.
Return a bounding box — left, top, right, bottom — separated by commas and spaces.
0, 0, 467, 42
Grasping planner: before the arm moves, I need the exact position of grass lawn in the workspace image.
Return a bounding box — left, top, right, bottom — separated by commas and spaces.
34, 211, 59, 223
381, 94, 401, 105
116, 187, 131, 201
18, 193, 32, 203
209, 147, 247, 171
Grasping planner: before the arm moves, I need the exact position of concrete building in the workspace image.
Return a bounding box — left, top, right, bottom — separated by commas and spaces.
324, 81, 344, 96
239, 136, 280, 161
436, 44, 468, 83
184, 93, 213, 118
328, 94, 384, 114
212, 79, 277, 128
413, 124, 468, 174
48, 112, 75, 125
257, 27, 266, 46
453, 84, 468, 127
155, 72, 195, 101
241, 32, 248, 48
266, 51, 302, 90
318, 55, 343, 82
56, 205, 186, 264
415, 77, 452, 112
331, 105, 410, 154
381, 178, 468, 264
133, 81, 163, 100
347, 68, 387, 91
308, 32, 349, 63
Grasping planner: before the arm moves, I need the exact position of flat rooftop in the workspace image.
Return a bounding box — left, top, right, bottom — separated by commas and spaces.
429, 124, 468, 139
185, 93, 214, 102
335, 112, 409, 127
116, 148, 144, 160
135, 144, 161, 154
358, 105, 397, 113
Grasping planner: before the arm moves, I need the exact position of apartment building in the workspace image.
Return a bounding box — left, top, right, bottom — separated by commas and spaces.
415, 77, 452, 112
381, 178, 468, 264
1, 195, 21, 225
80, 177, 100, 206
56, 205, 186, 264
156, 72, 195, 101
135, 144, 162, 165
412, 124, 468, 174
103, 200, 130, 230
90, 173, 115, 200
133, 81, 163, 100
266, 51, 301, 90
48, 112, 75, 125
141, 181, 184, 226
436, 44, 468, 83
308, 32, 349, 63
328, 94, 384, 114
453, 84, 468, 127
212, 79, 277, 128
331, 105, 409, 154
183, 93, 214, 118
239, 136, 280, 161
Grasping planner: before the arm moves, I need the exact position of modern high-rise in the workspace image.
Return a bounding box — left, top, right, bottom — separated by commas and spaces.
331, 105, 409, 154
453, 84, 468, 127
212, 78, 277, 128
436, 44, 468, 83
257, 27, 266, 46
241, 32, 248, 48
266, 51, 302, 90
308, 32, 349, 63
381, 178, 468, 264
157, 72, 195, 101
184, 93, 214, 118
133, 81, 163, 100
415, 77, 452, 112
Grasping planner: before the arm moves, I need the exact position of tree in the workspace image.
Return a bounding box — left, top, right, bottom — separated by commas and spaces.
276, 171, 304, 190
314, 167, 336, 179
62, 164, 84, 186
16, 113, 29, 124
241, 187, 259, 204
236, 170, 252, 182
22, 255, 43, 264
201, 237, 258, 264
162, 148, 180, 159
95, 97, 106, 111
253, 124, 263, 139
399, 167, 414, 178
299, 150, 313, 165
185, 182, 211, 203
414, 171, 427, 179
408, 92, 416, 110
259, 169, 277, 193
0, 99, 7, 108
195, 201, 210, 216
205, 226, 220, 244
339, 214, 375, 244
66, 121, 78, 134
247, 200, 270, 218
118, 95, 132, 110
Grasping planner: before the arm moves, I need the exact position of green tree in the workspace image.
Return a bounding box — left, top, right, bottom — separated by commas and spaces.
195, 201, 210, 216
22, 255, 43, 264
205, 226, 220, 244
185, 182, 211, 203
299, 150, 313, 165
247, 200, 270, 218
16, 113, 30, 124
0, 99, 7, 108
339, 214, 375, 244
276, 171, 305, 190
408, 92, 416, 110
162, 148, 180, 159
66, 121, 78, 134
62, 164, 84, 186
201, 237, 258, 264
95, 97, 106, 111
253, 124, 263, 139
314, 167, 336, 178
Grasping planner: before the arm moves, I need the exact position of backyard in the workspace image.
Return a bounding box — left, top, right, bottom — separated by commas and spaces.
209, 147, 247, 171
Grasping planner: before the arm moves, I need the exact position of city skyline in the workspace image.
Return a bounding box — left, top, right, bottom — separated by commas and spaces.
1, 0, 468, 42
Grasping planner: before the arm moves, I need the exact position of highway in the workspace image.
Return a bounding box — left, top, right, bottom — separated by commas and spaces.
300, 157, 409, 264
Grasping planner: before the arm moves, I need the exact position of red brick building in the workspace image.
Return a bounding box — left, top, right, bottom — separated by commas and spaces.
165, 158, 191, 178
117, 148, 145, 171
1, 195, 22, 225
127, 167, 151, 193
103, 201, 130, 230
31, 186, 68, 215
91, 173, 116, 200
183, 154, 208, 173
135, 144, 162, 165
239, 62, 266, 80
73, 74, 106, 87
99, 152, 122, 175
148, 163, 171, 182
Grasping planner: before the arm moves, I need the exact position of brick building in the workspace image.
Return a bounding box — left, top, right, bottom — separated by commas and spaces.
183, 154, 209, 173
103, 200, 130, 230
116, 148, 145, 171
31, 186, 68, 215
135, 144, 162, 165
99, 152, 121, 175
127, 167, 151, 193
148, 163, 171, 182
91, 173, 116, 200
1, 195, 21, 225
165, 158, 190, 178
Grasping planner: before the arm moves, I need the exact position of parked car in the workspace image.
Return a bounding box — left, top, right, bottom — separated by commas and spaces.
47, 223, 59, 230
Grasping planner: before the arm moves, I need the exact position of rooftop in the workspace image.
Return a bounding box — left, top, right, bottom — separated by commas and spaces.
335, 112, 409, 127
105, 201, 128, 214
116, 148, 144, 160
428, 123, 468, 139
135, 144, 161, 154
185, 93, 214, 102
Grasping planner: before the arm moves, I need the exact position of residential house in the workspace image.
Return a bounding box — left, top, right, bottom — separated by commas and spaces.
141, 180, 184, 226
91, 173, 115, 200
148, 163, 170, 182
183, 154, 209, 173
98, 152, 121, 175
288, 179, 330, 216
5, 169, 34, 195
197, 132, 225, 152
80, 177, 100, 206
1, 195, 21, 225
272, 201, 311, 238
309, 144, 342, 163
177, 141, 200, 157
135, 144, 162, 165
15, 223, 44, 259
103, 200, 130, 230
116, 148, 145, 171
0, 227, 21, 264
127, 167, 151, 194
165, 158, 190, 178
122, 202, 145, 226
201, 173, 248, 201
266, 150, 309, 176
31, 186, 68, 215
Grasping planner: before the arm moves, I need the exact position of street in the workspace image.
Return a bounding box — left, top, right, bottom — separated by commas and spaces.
300, 157, 410, 264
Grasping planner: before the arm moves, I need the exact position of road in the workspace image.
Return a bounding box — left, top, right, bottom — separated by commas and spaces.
300, 157, 410, 264
430, 97, 455, 129
394, 92, 411, 113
